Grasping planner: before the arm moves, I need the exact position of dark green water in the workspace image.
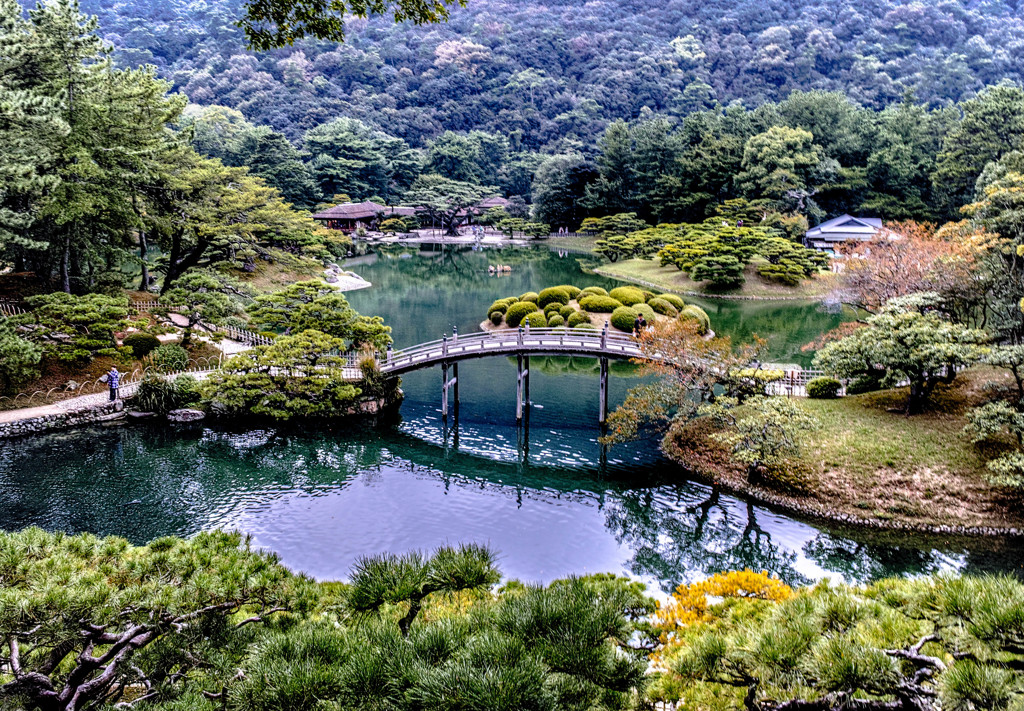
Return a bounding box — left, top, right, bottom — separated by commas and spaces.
2, 244, 1022, 591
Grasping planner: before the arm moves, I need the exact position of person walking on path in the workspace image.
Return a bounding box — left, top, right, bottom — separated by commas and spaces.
107, 367, 120, 401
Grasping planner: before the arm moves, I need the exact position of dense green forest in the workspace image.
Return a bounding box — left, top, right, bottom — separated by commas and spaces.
30, 0, 1018, 226
78, 0, 1024, 148
5, 0, 1024, 296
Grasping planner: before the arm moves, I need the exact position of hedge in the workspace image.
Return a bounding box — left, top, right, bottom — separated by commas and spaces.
558, 305, 576, 319
608, 286, 646, 306
547, 314, 565, 327
518, 291, 539, 303
648, 297, 678, 316
524, 312, 547, 328
543, 302, 563, 316
490, 311, 504, 326
578, 286, 608, 300
846, 376, 879, 395
122, 332, 161, 358
659, 293, 685, 310
567, 311, 591, 328
579, 295, 623, 313
679, 305, 711, 334
505, 301, 539, 327
538, 287, 572, 308
610, 306, 639, 332
572, 322, 598, 330
807, 376, 842, 399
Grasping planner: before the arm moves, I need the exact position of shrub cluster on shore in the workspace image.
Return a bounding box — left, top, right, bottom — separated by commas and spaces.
485, 284, 709, 334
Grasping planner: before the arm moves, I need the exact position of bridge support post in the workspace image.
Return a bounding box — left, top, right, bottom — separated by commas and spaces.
453, 361, 459, 407
516, 354, 523, 421
442, 360, 449, 419
598, 357, 609, 424
523, 355, 530, 411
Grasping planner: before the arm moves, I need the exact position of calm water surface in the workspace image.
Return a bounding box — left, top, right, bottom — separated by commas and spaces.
2, 244, 1021, 591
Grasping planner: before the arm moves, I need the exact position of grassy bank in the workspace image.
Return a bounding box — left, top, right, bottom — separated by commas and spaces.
596, 257, 838, 300
665, 370, 1024, 533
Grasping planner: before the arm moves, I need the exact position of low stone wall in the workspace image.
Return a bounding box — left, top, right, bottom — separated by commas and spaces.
0, 401, 126, 439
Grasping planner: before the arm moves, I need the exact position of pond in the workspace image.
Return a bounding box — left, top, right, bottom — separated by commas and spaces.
1, 243, 1021, 592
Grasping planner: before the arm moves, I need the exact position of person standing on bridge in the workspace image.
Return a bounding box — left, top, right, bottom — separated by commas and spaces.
107, 366, 120, 401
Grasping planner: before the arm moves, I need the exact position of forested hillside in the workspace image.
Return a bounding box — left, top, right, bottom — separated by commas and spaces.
80, 0, 1024, 148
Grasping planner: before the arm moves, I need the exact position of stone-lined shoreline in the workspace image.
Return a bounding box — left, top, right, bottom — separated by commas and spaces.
0, 400, 127, 439
670, 453, 1024, 538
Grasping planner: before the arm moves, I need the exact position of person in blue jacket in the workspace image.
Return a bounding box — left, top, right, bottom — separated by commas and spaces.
107, 367, 120, 401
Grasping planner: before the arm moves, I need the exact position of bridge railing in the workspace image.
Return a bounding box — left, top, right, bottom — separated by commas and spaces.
381, 326, 641, 372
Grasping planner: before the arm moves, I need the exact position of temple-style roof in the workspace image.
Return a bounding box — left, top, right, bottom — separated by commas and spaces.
804, 214, 884, 249
312, 202, 416, 221
476, 196, 511, 209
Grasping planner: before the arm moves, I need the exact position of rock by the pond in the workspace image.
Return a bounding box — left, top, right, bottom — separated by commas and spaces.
128, 410, 156, 419
324, 274, 339, 283
167, 408, 206, 423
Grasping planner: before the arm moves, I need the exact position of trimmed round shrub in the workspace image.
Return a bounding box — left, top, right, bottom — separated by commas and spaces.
538, 287, 572, 308
679, 305, 711, 335
151, 344, 189, 373
556, 285, 582, 300
490, 311, 504, 326
579, 295, 623, 313
547, 314, 565, 327
634, 303, 657, 323
558, 305, 576, 319
487, 298, 515, 315
846, 376, 879, 395
660, 294, 686, 310
567, 311, 591, 328
543, 302, 563, 317
572, 322, 598, 330
122, 332, 161, 358
610, 306, 639, 332
524, 312, 547, 328
641, 290, 656, 303
505, 301, 539, 327
578, 286, 608, 300
648, 297, 678, 316
518, 291, 539, 303
807, 376, 842, 399
608, 286, 646, 306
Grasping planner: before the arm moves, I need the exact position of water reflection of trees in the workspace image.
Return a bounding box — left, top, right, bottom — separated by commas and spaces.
603, 485, 812, 592
5, 424, 1022, 591
803, 530, 1024, 582
363, 244, 623, 293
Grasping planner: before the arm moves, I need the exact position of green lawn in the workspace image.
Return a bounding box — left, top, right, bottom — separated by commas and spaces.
790, 381, 1021, 528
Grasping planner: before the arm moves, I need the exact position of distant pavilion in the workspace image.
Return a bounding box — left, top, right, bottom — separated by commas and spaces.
804, 214, 886, 251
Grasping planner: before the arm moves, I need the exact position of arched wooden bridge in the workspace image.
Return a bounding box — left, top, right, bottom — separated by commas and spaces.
378, 324, 645, 424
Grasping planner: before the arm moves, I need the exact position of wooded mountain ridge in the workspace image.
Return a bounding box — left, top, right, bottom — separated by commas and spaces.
72, 0, 1024, 149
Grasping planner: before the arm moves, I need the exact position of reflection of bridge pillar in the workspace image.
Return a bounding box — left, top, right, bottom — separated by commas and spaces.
516, 353, 530, 422
598, 356, 609, 424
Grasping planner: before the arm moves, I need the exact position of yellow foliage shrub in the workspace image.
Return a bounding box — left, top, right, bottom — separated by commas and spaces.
651, 569, 792, 664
